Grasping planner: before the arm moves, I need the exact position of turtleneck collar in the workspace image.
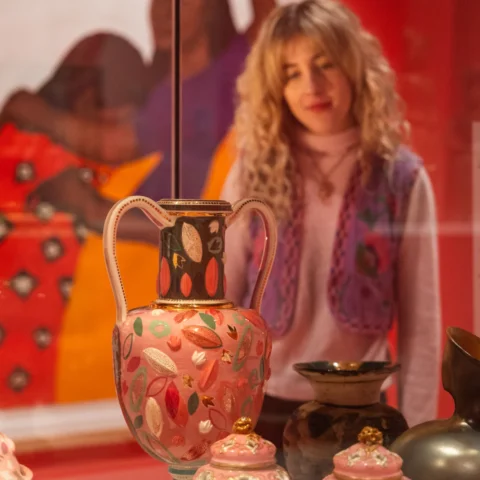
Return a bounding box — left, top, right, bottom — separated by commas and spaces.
294, 126, 361, 157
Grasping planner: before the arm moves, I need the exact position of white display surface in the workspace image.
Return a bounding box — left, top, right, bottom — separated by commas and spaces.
0, 399, 128, 452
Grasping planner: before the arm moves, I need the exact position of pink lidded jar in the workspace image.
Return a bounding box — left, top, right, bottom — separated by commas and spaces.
194, 417, 290, 480
0, 433, 33, 480
323, 427, 410, 480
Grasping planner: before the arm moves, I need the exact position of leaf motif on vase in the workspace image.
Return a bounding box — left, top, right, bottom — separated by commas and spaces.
143, 348, 178, 377
182, 326, 223, 349
145, 397, 163, 436
182, 222, 203, 263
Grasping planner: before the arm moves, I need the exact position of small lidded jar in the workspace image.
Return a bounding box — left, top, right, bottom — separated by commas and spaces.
194, 417, 290, 480
0, 433, 33, 480
323, 427, 410, 480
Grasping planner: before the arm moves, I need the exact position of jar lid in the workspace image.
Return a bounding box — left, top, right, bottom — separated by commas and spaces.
332, 427, 405, 480
0, 433, 33, 480
209, 417, 277, 469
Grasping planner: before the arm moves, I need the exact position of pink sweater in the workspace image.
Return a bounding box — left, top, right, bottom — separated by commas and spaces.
221, 128, 441, 427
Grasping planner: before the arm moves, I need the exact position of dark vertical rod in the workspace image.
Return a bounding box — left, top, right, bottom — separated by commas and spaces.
171, 0, 181, 199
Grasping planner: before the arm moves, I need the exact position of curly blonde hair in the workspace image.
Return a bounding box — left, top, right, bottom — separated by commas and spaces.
235, 0, 409, 220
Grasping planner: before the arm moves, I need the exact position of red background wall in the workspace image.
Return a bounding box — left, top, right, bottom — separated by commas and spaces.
343, 0, 478, 419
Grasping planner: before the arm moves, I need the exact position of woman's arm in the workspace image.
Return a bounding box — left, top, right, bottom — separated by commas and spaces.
32, 168, 159, 244
84, 193, 160, 245
221, 160, 251, 306
397, 167, 442, 426
2, 90, 138, 164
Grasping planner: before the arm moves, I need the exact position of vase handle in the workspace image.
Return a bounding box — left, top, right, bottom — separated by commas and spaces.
103, 196, 175, 325
226, 198, 277, 312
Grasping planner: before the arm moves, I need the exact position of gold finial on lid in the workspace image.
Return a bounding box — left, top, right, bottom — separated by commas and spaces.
358, 427, 384, 446
233, 417, 254, 435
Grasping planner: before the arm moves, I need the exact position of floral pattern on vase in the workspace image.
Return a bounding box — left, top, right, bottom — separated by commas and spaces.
113, 306, 272, 465
104, 197, 277, 480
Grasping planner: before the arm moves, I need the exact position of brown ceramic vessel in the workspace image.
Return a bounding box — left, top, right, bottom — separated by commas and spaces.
392, 327, 480, 479
283, 361, 408, 480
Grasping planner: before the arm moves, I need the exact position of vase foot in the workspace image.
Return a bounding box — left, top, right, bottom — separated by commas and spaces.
168, 465, 200, 480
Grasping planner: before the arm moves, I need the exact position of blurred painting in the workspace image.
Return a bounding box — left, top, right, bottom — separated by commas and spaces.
0, 0, 275, 408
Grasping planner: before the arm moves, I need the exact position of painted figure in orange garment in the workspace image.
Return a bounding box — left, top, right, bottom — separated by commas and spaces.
0, 32, 152, 407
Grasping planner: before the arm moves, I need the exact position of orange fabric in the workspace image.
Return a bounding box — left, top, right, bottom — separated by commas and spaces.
202, 128, 237, 200
55, 153, 161, 403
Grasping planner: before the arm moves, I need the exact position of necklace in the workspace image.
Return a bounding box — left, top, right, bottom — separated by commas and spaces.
312, 143, 359, 201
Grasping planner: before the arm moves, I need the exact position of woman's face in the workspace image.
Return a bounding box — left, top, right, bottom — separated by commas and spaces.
150, 0, 207, 51
282, 35, 355, 136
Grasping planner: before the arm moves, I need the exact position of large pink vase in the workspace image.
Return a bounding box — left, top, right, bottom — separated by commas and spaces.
103, 197, 277, 480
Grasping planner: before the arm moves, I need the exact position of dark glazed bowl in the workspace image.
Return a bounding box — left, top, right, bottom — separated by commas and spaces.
294, 361, 400, 377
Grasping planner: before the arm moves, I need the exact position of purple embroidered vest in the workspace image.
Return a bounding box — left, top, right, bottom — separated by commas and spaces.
244, 146, 422, 338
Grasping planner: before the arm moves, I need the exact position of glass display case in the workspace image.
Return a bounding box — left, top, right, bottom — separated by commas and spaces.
1, 0, 479, 478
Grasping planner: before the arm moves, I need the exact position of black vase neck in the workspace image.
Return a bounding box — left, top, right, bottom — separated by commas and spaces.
156, 200, 232, 304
